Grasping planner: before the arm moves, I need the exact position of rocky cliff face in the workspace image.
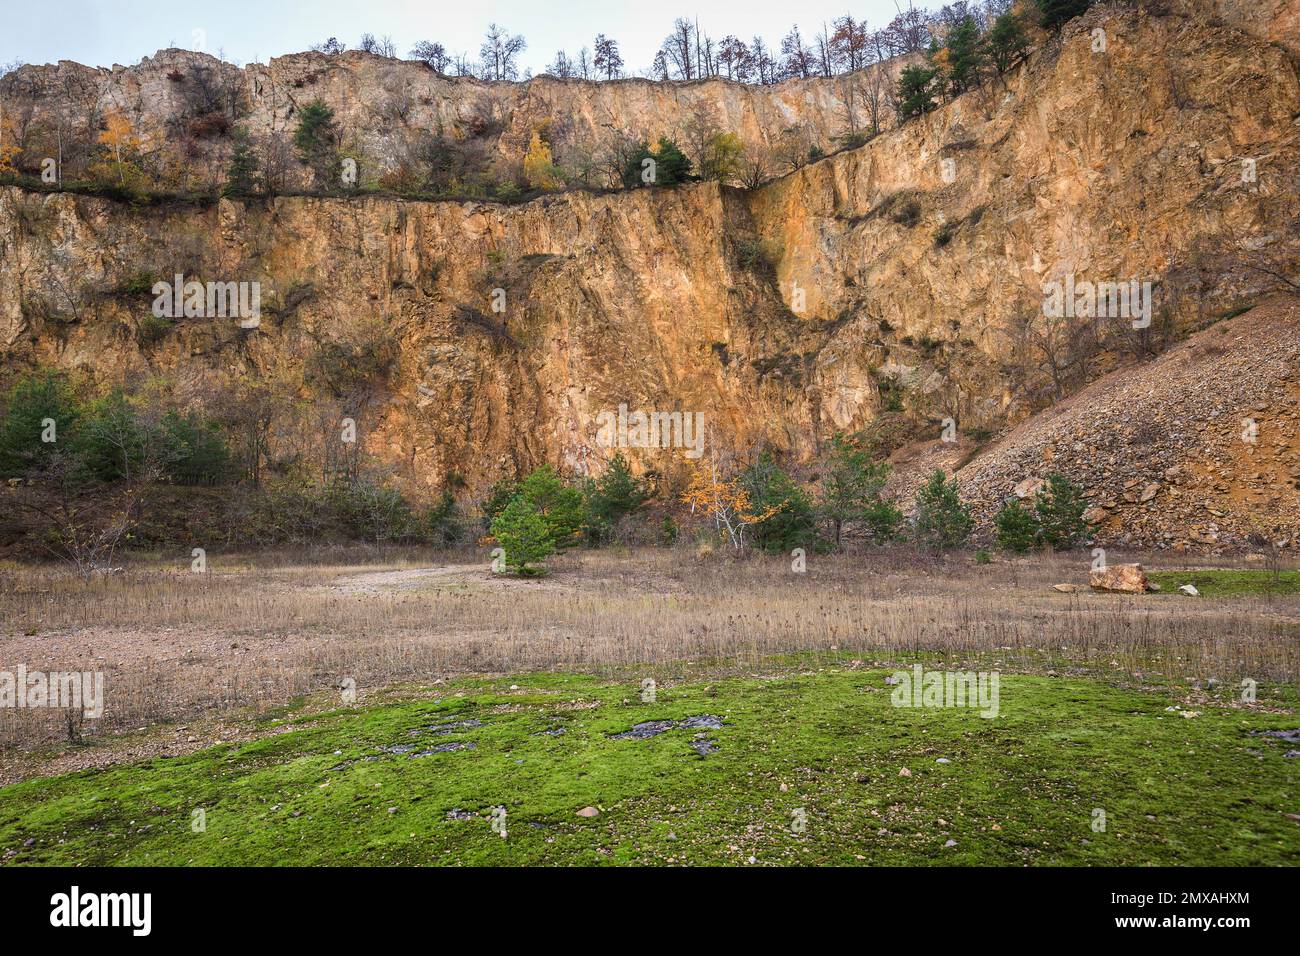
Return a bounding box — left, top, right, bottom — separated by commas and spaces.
752, 7, 1299, 433
0, 43, 902, 192
1, 5, 1297, 513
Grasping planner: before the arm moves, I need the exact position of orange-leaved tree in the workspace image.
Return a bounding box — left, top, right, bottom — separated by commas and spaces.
681, 456, 782, 550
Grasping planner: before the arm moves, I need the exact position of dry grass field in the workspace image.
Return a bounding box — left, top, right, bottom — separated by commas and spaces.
2, 545, 1297, 763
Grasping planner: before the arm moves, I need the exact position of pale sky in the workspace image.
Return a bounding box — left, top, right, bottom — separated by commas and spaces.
2, 0, 916, 75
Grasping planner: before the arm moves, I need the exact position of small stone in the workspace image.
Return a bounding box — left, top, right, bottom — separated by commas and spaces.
1178, 584, 1199, 596
576, 806, 600, 817
944, 839, 957, 847
935, 758, 951, 764
899, 767, 912, 777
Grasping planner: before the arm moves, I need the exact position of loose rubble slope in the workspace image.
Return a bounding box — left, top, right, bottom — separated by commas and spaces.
951, 295, 1300, 550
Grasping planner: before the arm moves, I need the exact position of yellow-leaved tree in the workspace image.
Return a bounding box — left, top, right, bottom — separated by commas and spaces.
523, 128, 562, 190
0, 112, 21, 175
95, 109, 143, 187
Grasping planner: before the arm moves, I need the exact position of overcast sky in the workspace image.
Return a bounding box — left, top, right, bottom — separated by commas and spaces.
2, 0, 915, 75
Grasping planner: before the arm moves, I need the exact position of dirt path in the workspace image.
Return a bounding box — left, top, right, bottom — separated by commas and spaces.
325, 563, 578, 594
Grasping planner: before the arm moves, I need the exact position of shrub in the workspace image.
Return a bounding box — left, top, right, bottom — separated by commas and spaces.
186, 112, 232, 139
736, 237, 782, 274
490, 495, 556, 575
660, 514, 679, 545
912, 469, 973, 553
330, 480, 419, 543
118, 272, 158, 297
305, 332, 397, 398
1036, 0, 1093, 31
420, 489, 466, 547
892, 200, 922, 228
136, 313, 173, 347
994, 498, 1038, 553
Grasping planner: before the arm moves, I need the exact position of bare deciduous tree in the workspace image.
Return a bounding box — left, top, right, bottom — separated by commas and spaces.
410, 41, 451, 73
479, 23, 527, 81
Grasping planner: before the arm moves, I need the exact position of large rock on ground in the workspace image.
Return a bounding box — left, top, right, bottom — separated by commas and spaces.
1090, 564, 1157, 594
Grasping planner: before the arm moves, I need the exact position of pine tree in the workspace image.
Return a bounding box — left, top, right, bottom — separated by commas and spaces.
490, 496, 556, 575
1034, 473, 1092, 548
480, 479, 521, 531
293, 100, 340, 189
862, 497, 906, 544
421, 490, 465, 547
623, 137, 693, 187
896, 64, 938, 121
986, 12, 1031, 75
817, 433, 893, 548
994, 498, 1039, 553
943, 15, 985, 95
223, 134, 260, 197
0, 371, 80, 477
519, 464, 585, 547
912, 469, 974, 552
742, 451, 818, 553
584, 452, 648, 543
